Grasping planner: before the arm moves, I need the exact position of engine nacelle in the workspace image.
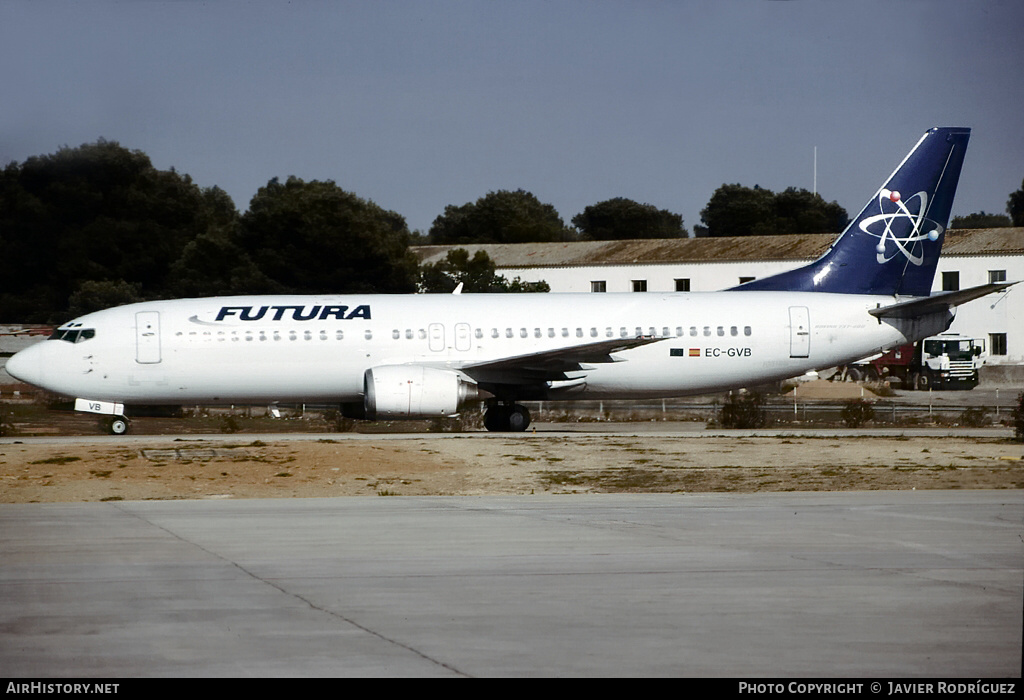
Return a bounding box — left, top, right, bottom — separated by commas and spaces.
364, 365, 479, 420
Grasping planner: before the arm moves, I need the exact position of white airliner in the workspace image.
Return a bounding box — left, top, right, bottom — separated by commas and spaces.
6, 127, 1013, 433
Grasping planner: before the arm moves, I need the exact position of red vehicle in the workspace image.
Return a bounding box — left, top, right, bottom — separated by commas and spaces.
842, 333, 985, 390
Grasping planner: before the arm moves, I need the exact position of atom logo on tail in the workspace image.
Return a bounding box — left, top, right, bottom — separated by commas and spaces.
859, 189, 942, 266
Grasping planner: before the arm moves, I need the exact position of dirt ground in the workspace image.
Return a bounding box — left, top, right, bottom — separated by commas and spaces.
1, 433, 1021, 503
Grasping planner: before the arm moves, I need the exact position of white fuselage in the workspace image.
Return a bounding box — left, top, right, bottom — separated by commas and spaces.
9, 291, 950, 406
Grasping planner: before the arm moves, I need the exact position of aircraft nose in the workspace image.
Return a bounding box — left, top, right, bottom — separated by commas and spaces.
4, 345, 43, 386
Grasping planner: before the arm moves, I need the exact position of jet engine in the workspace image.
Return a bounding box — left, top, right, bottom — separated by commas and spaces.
363, 365, 479, 419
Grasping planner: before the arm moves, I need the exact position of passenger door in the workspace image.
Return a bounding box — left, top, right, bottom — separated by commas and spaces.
789, 306, 810, 358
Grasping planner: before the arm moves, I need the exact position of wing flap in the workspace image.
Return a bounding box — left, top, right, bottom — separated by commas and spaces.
461, 336, 663, 383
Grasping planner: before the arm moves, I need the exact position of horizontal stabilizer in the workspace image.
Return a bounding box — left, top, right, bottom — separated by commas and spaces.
868, 282, 1016, 319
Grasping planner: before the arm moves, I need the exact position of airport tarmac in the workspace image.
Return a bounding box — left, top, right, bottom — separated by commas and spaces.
1, 491, 1021, 677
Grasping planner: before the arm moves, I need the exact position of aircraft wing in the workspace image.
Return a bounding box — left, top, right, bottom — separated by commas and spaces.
457, 335, 664, 383
869, 282, 1016, 319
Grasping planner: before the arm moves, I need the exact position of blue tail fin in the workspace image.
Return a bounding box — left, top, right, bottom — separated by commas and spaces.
733, 127, 970, 296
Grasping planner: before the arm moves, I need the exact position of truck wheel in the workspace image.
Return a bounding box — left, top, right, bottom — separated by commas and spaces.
846, 368, 863, 382
915, 372, 930, 391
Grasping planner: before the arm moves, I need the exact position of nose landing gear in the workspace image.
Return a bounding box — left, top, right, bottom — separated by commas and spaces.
103, 416, 130, 435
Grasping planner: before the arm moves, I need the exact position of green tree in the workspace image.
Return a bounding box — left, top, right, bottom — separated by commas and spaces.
418, 248, 549, 293
1007, 178, 1024, 226
65, 279, 142, 319
950, 211, 1012, 228
237, 176, 418, 294
0, 140, 238, 322
700, 184, 777, 237
166, 227, 274, 298
699, 184, 848, 237
429, 189, 573, 244
773, 187, 849, 235
572, 198, 687, 240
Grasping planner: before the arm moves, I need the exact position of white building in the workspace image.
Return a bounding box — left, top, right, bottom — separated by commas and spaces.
414, 228, 1024, 365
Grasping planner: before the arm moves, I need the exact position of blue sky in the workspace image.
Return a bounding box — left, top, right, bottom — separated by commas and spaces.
2, 1, 1022, 234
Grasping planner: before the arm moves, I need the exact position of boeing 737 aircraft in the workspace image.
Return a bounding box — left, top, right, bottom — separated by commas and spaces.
6, 127, 1013, 433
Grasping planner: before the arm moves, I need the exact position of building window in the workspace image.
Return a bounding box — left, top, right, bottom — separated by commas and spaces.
674, 278, 691, 292
990, 333, 1007, 356
738, 276, 755, 285
989, 270, 1007, 284
632, 280, 647, 292
942, 271, 959, 291
591, 281, 606, 293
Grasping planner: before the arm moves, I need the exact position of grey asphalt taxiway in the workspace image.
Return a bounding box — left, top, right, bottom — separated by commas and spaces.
1, 491, 1021, 677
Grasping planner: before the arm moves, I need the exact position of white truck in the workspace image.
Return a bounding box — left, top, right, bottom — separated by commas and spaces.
841, 332, 986, 390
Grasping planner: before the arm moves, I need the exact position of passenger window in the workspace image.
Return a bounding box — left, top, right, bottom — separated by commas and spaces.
576, 328, 583, 338
730, 326, 738, 336
392, 330, 400, 339
364, 330, 373, 340
717, 327, 724, 337
744, 326, 752, 336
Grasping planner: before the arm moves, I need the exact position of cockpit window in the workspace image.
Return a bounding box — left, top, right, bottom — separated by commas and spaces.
49, 328, 96, 343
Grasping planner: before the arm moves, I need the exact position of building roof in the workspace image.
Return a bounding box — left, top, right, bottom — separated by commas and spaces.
412, 228, 1024, 269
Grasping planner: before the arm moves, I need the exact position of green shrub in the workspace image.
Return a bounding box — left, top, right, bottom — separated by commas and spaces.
841, 399, 875, 428
958, 407, 989, 428
1013, 392, 1024, 442
718, 392, 766, 429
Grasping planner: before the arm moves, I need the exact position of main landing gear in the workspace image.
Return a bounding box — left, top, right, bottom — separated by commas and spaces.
483, 402, 531, 432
